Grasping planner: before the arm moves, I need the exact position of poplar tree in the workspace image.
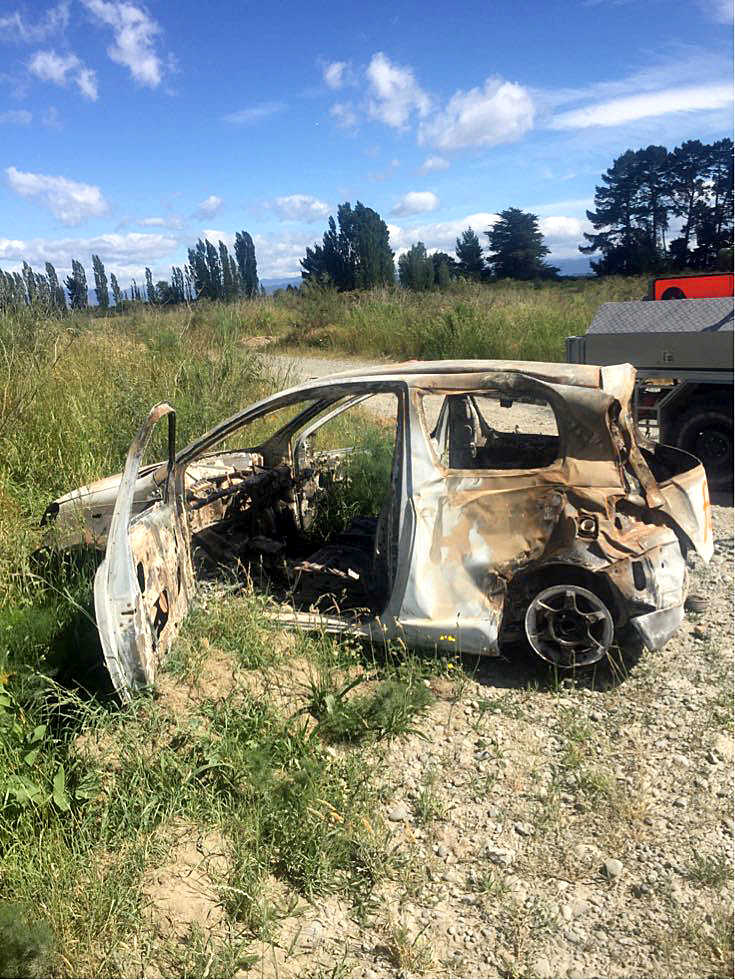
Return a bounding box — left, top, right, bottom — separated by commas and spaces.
45, 262, 66, 311
219, 241, 234, 298
145, 267, 156, 304
92, 254, 109, 308
110, 273, 123, 307
234, 231, 258, 297
65, 260, 88, 309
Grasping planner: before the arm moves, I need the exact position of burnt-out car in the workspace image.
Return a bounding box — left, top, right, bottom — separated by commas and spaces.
43, 359, 713, 701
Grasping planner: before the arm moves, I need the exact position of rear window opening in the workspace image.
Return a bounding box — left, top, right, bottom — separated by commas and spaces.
421, 391, 559, 470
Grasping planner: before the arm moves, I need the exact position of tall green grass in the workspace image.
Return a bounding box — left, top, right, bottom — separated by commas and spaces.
277, 277, 648, 361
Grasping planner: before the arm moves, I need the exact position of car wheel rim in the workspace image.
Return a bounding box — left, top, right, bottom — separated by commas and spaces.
524, 584, 614, 667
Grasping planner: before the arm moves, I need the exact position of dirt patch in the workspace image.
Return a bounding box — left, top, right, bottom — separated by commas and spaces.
142, 822, 228, 940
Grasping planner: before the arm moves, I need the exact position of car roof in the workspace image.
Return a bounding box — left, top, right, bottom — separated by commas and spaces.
308, 359, 606, 389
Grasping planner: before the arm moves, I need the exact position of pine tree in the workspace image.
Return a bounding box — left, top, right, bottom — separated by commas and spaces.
92, 254, 109, 309
65, 260, 88, 309
110, 272, 123, 307
455, 228, 487, 281
486, 209, 558, 280
667, 140, 711, 268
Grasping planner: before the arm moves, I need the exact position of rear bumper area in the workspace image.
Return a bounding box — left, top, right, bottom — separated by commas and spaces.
629, 604, 685, 650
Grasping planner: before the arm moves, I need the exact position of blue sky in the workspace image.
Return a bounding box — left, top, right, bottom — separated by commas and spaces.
0, 0, 732, 286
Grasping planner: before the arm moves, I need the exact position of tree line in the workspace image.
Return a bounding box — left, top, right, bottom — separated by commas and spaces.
298, 202, 558, 292
1, 135, 731, 313
0, 232, 259, 313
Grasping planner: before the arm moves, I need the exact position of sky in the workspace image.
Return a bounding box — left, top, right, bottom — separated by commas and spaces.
0, 0, 733, 288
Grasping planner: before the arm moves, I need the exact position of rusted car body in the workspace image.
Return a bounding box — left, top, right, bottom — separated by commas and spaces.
43, 360, 713, 701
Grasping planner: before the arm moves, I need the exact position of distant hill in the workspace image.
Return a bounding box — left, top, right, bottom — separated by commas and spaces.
260, 277, 302, 293
555, 256, 594, 277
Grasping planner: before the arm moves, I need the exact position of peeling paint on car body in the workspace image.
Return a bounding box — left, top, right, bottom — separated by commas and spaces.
44, 360, 713, 701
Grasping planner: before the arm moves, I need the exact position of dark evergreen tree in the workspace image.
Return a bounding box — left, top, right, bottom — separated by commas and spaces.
431, 251, 457, 288
486, 209, 558, 280
92, 254, 109, 309
155, 280, 174, 304
65, 259, 88, 309
583, 139, 734, 274
398, 242, 434, 291
110, 272, 123, 307
691, 138, 734, 269
455, 228, 487, 281
234, 231, 259, 297
301, 202, 394, 290
667, 140, 711, 268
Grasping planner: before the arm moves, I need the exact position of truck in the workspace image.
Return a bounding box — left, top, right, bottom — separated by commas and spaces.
566, 273, 733, 492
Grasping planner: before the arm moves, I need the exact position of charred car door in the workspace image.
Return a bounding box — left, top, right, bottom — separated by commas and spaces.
94, 403, 193, 702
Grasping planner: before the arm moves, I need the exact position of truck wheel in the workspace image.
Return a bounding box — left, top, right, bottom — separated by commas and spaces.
524, 584, 614, 668
676, 406, 733, 491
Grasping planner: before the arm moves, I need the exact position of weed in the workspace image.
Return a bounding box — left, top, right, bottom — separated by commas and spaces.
305, 668, 432, 743
413, 769, 446, 824
685, 851, 732, 889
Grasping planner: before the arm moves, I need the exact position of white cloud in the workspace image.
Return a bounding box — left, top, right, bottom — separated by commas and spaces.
539, 216, 584, 240
323, 60, 351, 90
366, 51, 430, 127
388, 211, 497, 255
420, 155, 449, 173
550, 83, 733, 129
0, 1, 69, 43
223, 101, 286, 125
28, 49, 98, 100
0, 231, 176, 271
391, 191, 440, 216
419, 77, 534, 150
5, 166, 108, 225
270, 194, 330, 222
137, 215, 183, 229
195, 195, 223, 219
81, 0, 164, 87
330, 101, 357, 128
201, 227, 315, 279
0, 109, 31, 124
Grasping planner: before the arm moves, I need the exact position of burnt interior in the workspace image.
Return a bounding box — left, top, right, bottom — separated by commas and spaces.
429, 393, 560, 470
183, 396, 399, 621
